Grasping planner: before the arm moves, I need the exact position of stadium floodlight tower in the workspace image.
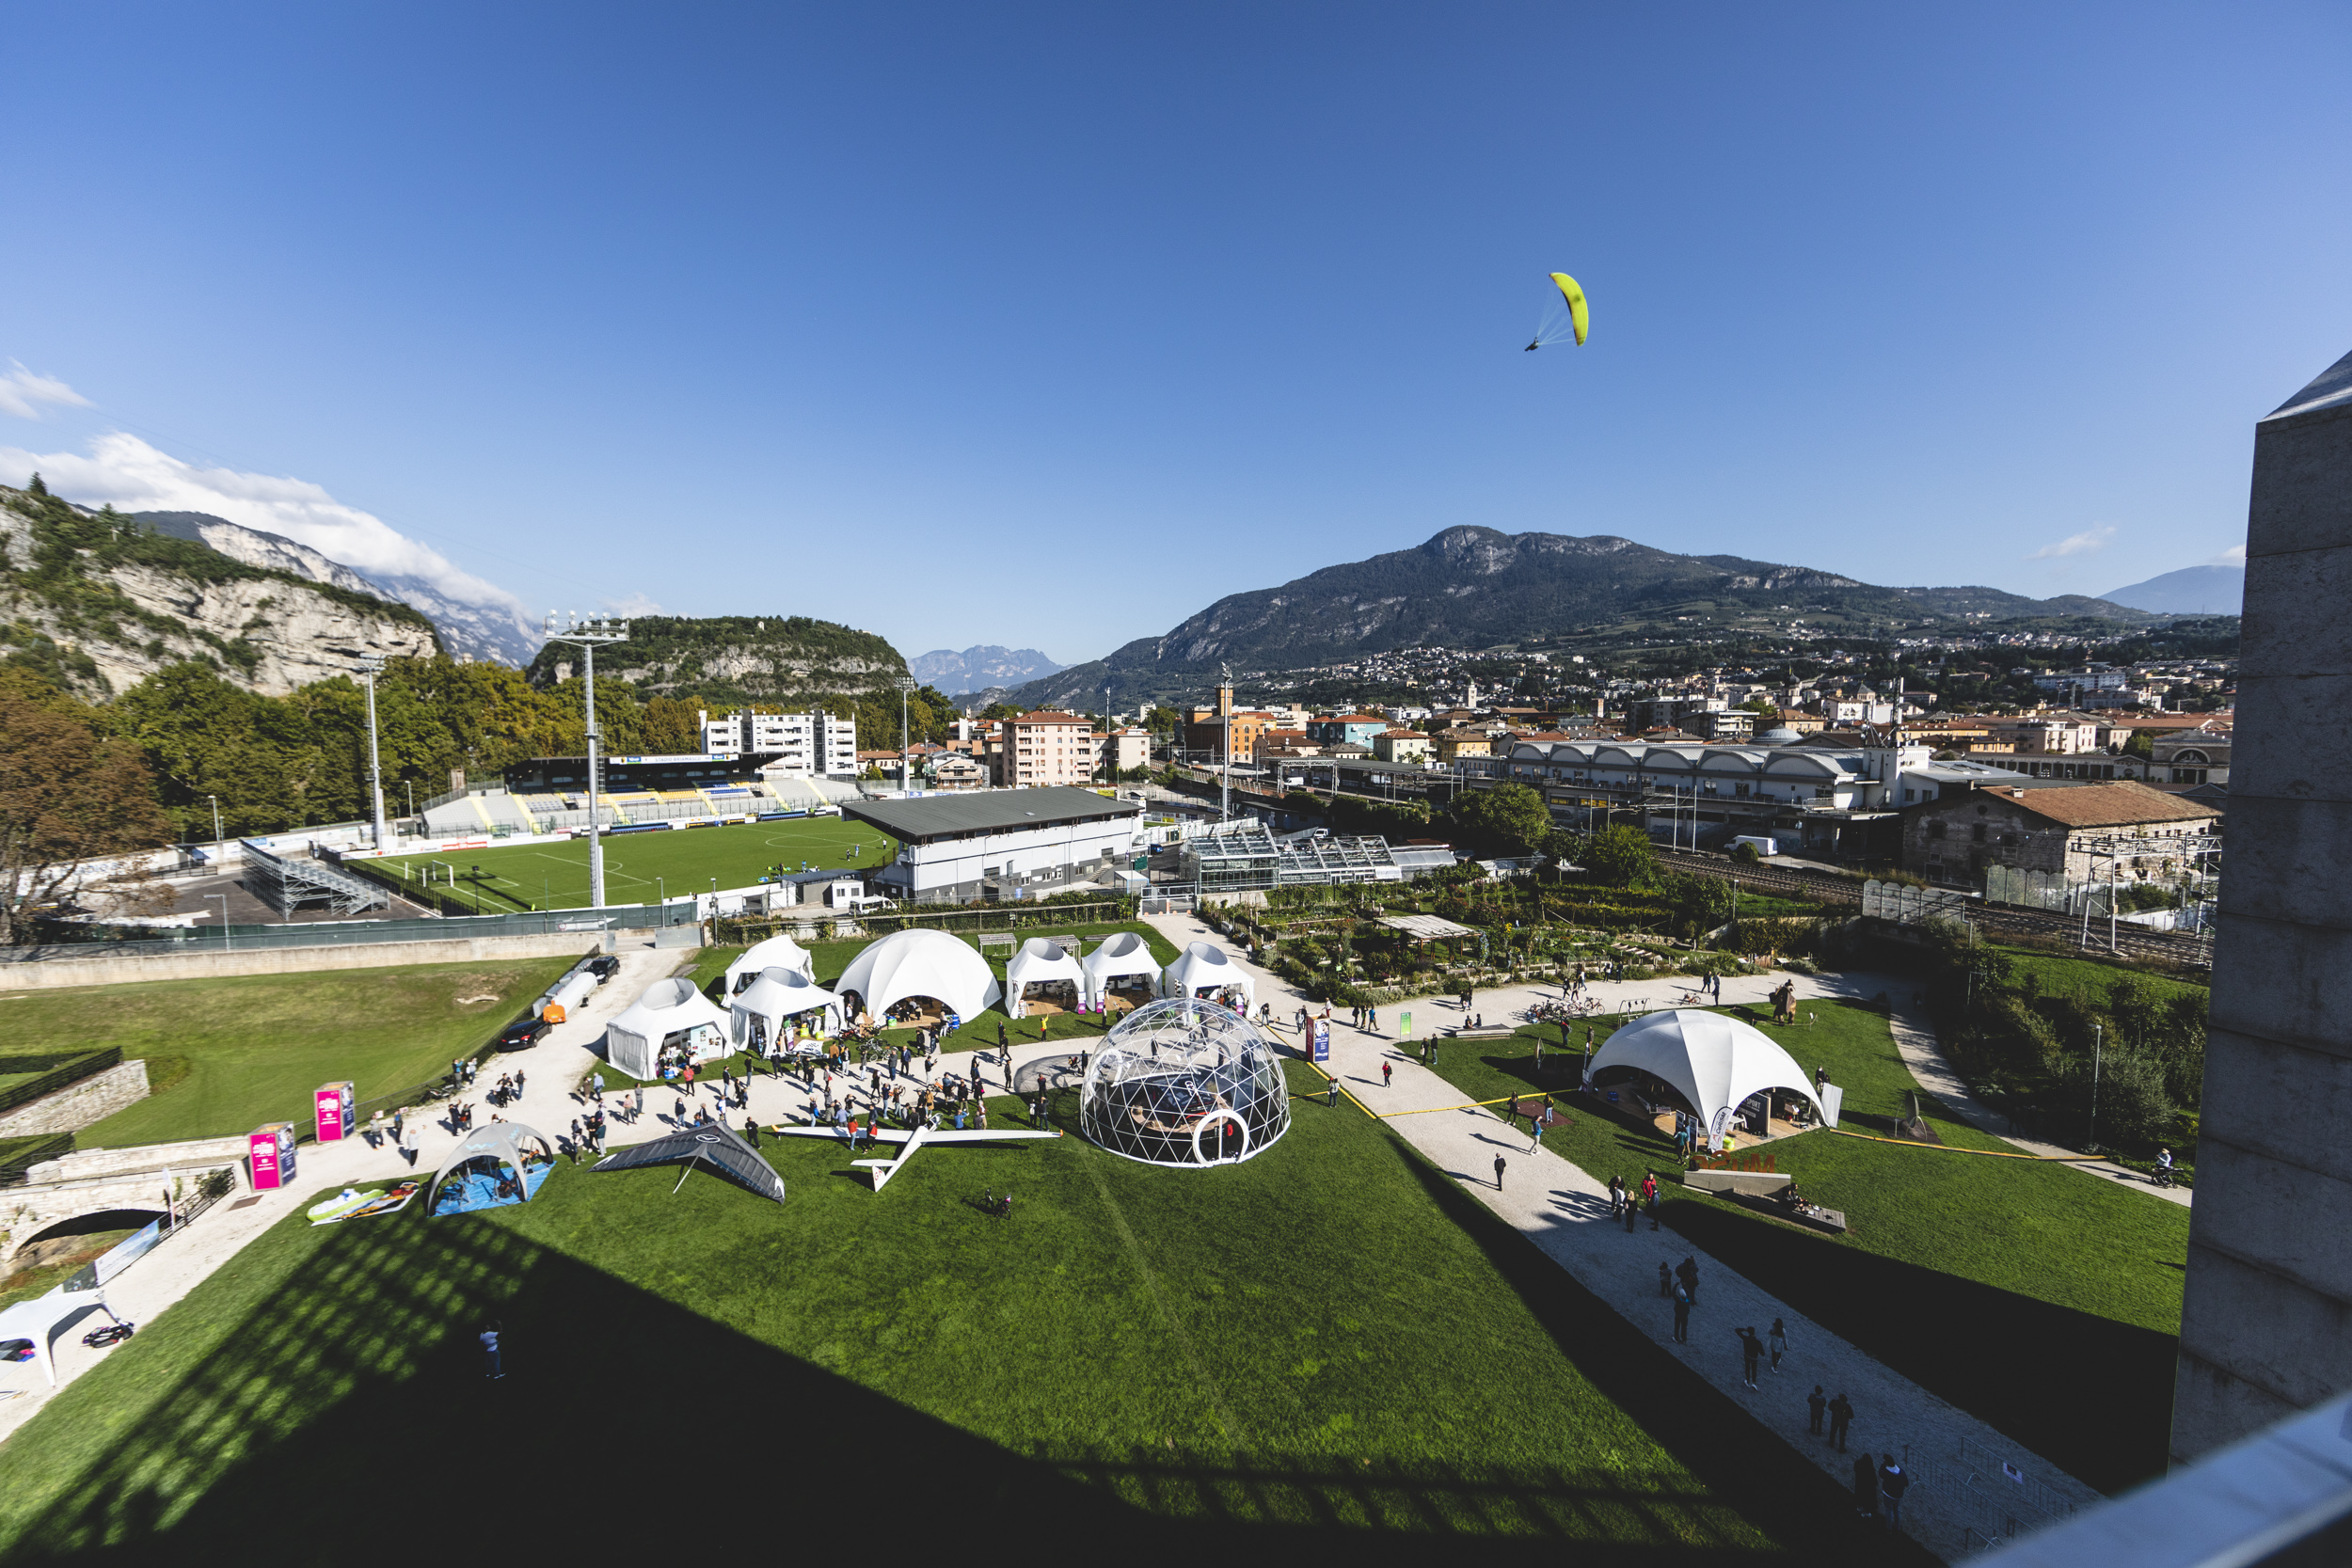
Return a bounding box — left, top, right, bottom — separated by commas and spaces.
895, 675, 917, 787
1079, 997, 1290, 1166
354, 657, 389, 848
542, 613, 630, 908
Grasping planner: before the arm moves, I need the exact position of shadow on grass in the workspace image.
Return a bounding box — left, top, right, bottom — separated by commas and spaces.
1658, 1196, 2176, 1495
1384, 1135, 1937, 1567
5, 1193, 1893, 1565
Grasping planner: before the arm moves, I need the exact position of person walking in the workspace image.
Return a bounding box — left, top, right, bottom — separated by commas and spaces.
1828, 1391, 1853, 1453
1878, 1455, 1908, 1533
1851, 1451, 1879, 1520
481, 1321, 504, 1380
1368, 1006, 1379, 1034
1671, 1283, 1691, 1343
1768, 1318, 1788, 1373
1608, 1175, 1624, 1216
1381, 1061, 1392, 1088
1676, 1256, 1699, 1306
1492, 1154, 1506, 1189
1643, 1171, 1661, 1230
1735, 1326, 1763, 1389
1658, 1261, 1674, 1298
1806, 1385, 1827, 1435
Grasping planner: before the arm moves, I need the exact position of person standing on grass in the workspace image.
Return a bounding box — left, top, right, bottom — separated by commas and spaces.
1878, 1455, 1907, 1532
1807, 1385, 1826, 1435
1768, 1318, 1788, 1373
1671, 1283, 1691, 1343
1735, 1327, 1763, 1389
481, 1321, 503, 1381
1326, 1077, 1340, 1109
1828, 1392, 1853, 1453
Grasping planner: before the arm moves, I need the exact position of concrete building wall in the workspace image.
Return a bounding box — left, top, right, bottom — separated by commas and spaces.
2172, 346, 2352, 1465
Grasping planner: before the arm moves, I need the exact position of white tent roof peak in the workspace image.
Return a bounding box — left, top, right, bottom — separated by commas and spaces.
1081, 930, 1160, 1004
725, 934, 813, 994
835, 928, 1002, 1022
1589, 1008, 1825, 1143
732, 967, 844, 1042
1162, 941, 1253, 1006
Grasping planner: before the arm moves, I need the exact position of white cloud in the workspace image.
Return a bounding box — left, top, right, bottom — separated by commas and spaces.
0, 362, 92, 420
601, 593, 663, 617
2208, 544, 2247, 566
2026, 526, 2116, 561
0, 431, 529, 620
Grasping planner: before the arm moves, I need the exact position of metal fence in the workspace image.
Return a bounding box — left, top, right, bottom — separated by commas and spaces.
0, 1047, 124, 1117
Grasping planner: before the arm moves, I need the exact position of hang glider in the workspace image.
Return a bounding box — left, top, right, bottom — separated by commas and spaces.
591, 1123, 788, 1204
771, 1122, 1061, 1192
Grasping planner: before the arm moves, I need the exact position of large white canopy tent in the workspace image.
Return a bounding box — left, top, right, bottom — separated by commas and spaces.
730, 966, 844, 1051
834, 929, 1001, 1025
0, 1285, 122, 1388
1588, 1008, 1829, 1150
1003, 938, 1084, 1017
1161, 942, 1253, 1009
605, 978, 732, 1080
1081, 930, 1160, 1008
723, 934, 814, 996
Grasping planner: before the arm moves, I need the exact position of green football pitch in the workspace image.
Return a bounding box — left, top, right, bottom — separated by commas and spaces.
377, 816, 899, 911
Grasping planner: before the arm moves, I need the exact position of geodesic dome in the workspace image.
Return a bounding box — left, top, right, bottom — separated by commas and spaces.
1079, 997, 1290, 1166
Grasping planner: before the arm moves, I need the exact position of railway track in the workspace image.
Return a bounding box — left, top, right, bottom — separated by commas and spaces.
1655, 849, 2210, 967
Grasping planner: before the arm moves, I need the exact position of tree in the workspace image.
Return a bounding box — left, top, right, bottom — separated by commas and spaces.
1663, 872, 1734, 938
1580, 824, 1658, 888
1442, 784, 1550, 858
0, 674, 175, 942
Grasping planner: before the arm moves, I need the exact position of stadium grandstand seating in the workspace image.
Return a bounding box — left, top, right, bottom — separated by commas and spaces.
241, 839, 392, 916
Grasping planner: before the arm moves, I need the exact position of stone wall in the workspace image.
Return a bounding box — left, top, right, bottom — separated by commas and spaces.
0, 931, 601, 993
2171, 346, 2352, 1465
0, 1060, 150, 1136
26, 1133, 253, 1184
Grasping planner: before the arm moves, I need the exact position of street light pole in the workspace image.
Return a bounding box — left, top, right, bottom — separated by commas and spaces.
207, 893, 230, 952
896, 675, 917, 791
208, 794, 222, 850
2089, 1022, 2104, 1150
543, 614, 630, 908
356, 657, 389, 849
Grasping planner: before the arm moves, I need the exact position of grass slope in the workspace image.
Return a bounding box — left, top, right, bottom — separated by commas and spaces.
377, 816, 898, 911
9, 958, 574, 1148
0, 1064, 1923, 1564
1425, 998, 2188, 1494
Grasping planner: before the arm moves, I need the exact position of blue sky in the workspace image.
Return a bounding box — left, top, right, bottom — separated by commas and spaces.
3, 3, 2345, 665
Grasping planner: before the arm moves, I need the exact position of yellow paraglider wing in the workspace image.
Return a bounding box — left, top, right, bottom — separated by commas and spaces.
1549, 272, 1589, 346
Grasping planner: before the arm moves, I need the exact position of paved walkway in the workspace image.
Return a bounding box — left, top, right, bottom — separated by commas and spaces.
1140, 911, 2106, 1561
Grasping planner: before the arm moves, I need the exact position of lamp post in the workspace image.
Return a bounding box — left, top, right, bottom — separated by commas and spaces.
542, 614, 630, 908
404, 781, 415, 834
355, 657, 389, 849
208, 794, 223, 851
2089, 1022, 2104, 1151
657, 877, 665, 926
207, 893, 230, 952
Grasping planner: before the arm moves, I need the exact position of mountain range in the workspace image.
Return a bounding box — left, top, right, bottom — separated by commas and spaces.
132, 510, 540, 666
1002, 526, 2163, 709
2100, 564, 2245, 616
909, 644, 1065, 695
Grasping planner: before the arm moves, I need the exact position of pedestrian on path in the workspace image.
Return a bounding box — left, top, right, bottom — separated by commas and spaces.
1828, 1392, 1853, 1452
1851, 1452, 1879, 1519
1368, 1007, 1379, 1033
1493, 1154, 1506, 1189
1878, 1456, 1908, 1532
1768, 1318, 1788, 1372
1623, 1195, 1639, 1233
1735, 1327, 1762, 1389
1381, 1061, 1391, 1087
1676, 1256, 1699, 1306
481, 1321, 504, 1380
1671, 1284, 1691, 1343
1608, 1175, 1624, 1216
1658, 1262, 1674, 1299
1807, 1386, 1826, 1434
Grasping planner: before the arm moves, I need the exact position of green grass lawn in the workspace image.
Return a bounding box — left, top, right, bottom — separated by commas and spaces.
377, 816, 900, 911
4, 958, 575, 1148
0, 1060, 1922, 1563
1423, 1000, 2189, 1495
1995, 945, 2208, 1006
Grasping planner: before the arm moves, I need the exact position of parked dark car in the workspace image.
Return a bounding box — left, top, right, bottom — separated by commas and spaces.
495, 1018, 550, 1053
585, 956, 621, 983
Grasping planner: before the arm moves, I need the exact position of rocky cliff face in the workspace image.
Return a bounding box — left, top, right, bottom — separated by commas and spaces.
524, 614, 910, 707
134, 510, 541, 666
0, 484, 439, 697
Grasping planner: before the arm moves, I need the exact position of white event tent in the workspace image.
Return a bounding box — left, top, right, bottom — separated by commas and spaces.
1081, 930, 1160, 1008
1588, 1008, 1828, 1150
723, 934, 814, 997
0, 1286, 123, 1388
1003, 938, 1084, 1017
605, 977, 732, 1080
1161, 942, 1253, 1009
834, 928, 1001, 1025
731, 966, 845, 1050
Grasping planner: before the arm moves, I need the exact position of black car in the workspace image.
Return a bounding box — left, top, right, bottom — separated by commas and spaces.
495, 1018, 550, 1053
585, 956, 621, 983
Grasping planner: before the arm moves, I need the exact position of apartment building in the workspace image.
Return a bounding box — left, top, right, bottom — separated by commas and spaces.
1003, 711, 1094, 788
697, 707, 858, 777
